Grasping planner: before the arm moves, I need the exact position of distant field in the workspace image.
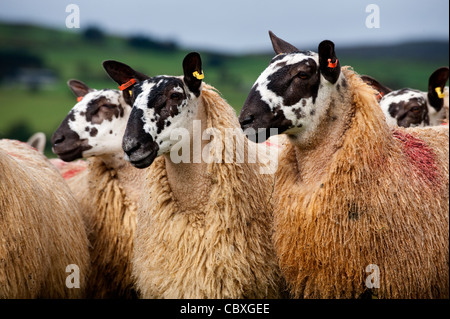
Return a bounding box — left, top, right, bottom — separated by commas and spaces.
0, 22, 448, 157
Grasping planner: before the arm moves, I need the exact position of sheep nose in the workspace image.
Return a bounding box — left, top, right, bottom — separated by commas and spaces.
122, 138, 141, 157
239, 115, 254, 127
51, 134, 65, 146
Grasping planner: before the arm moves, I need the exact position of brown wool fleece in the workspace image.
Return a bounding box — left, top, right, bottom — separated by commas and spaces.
0, 139, 90, 298
272, 68, 449, 298
66, 157, 140, 298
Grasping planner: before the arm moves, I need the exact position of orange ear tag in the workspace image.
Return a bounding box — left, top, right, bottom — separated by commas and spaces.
327, 58, 338, 68
77, 96, 83, 102
119, 78, 137, 91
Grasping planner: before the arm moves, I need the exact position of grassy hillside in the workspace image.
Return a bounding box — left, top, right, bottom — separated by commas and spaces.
0, 22, 448, 156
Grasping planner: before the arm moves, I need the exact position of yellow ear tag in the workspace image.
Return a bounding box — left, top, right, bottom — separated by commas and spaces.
435, 87, 445, 99
193, 71, 204, 80
129, 90, 133, 96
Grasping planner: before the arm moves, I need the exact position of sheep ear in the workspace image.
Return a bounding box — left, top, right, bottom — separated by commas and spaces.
102, 60, 150, 85
269, 31, 299, 55
183, 52, 203, 97
67, 79, 93, 98
360, 75, 393, 101
103, 60, 150, 105
427, 66, 449, 112
318, 40, 341, 84
27, 132, 46, 154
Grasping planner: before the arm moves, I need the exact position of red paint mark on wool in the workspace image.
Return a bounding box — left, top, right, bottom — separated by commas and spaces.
62, 166, 86, 180
264, 141, 281, 148
6, 152, 25, 160
393, 129, 440, 185
5, 140, 39, 160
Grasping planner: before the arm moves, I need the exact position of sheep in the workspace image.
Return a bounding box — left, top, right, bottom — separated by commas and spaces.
361, 67, 449, 127
51, 79, 147, 298
103, 53, 286, 299
238, 31, 449, 299
0, 139, 90, 298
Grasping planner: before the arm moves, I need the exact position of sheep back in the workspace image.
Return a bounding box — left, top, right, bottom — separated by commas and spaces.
0, 139, 90, 298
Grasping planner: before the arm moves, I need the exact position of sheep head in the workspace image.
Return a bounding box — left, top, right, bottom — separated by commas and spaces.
377, 67, 449, 127
239, 31, 342, 142
379, 88, 430, 127
51, 80, 132, 162
113, 53, 204, 169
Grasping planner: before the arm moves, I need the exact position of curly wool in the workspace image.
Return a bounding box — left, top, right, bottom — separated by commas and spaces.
273, 68, 449, 299
66, 157, 138, 298
0, 139, 90, 298
133, 85, 285, 299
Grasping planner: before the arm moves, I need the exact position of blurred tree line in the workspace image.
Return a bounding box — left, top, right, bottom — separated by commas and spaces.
84, 26, 179, 51
0, 25, 180, 83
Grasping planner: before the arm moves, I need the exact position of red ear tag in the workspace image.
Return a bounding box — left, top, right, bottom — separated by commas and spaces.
119, 78, 136, 91
77, 96, 83, 102
327, 58, 338, 68
376, 91, 384, 101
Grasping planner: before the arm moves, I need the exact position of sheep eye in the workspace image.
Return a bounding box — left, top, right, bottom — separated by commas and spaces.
89, 107, 100, 115
101, 104, 117, 109
297, 72, 309, 80
170, 93, 182, 99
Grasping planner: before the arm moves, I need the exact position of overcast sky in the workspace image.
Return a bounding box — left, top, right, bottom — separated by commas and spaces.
0, 0, 448, 53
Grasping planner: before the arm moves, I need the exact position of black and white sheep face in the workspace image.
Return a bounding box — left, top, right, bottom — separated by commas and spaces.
117, 52, 204, 169
364, 66, 449, 127
240, 52, 320, 141
379, 85, 449, 128
52, 83, 130, 162
379, 89, 430, 127
122, 76, 200, 168
239, 32, 342, 142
